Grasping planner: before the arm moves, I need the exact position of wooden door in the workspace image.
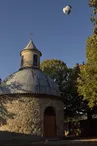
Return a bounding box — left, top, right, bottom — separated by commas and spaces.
44, 115, 56, 137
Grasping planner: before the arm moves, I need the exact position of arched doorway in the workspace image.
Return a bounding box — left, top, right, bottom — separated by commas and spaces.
44, 106, 56, 137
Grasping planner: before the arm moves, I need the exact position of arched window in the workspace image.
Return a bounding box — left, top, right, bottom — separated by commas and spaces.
33, 54, 38, 66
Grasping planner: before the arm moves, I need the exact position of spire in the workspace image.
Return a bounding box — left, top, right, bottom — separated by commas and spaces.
23, 40, 42, 56
24, 40, 36, 50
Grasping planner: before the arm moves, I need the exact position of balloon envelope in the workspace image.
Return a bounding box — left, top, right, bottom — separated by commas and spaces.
63, 5, 72, 15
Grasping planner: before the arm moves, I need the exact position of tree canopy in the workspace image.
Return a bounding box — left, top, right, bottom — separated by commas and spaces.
77, 0, 97, 108
77, 34, 97, 108
40, 59, 68, 97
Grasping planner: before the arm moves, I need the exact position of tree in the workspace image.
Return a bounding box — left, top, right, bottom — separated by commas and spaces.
64, 64, 86, 119
40, 59, 68, 97
89, 0, 97, 34
77, 0, 97, 108
76, 1, 97, 136
40, 59, 84, 119
78, 35, 97, 108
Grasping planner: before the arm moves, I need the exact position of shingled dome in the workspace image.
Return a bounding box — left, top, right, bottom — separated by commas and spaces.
0, 68, 60, 96
0, 40, 60, 97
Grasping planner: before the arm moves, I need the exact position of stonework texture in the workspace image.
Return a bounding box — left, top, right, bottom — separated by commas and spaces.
0, 95, 64, 137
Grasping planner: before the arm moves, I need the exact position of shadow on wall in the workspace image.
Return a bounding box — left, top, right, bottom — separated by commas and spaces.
0, 80, 32, 129
0, 81, 39, 126
0, 100, 15, 126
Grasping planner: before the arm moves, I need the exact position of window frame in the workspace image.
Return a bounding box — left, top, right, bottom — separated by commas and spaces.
33, 54, 38, 66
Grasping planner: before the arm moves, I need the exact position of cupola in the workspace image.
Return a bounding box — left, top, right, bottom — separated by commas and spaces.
20, 40, 42, 69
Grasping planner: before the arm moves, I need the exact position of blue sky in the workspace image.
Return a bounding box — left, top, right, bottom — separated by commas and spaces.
0, 0, 93, 80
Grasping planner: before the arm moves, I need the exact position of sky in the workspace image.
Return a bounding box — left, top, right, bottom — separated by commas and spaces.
0, 0, 93, 80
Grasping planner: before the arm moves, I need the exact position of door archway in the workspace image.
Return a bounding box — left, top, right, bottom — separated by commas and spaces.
44, 106, 56, 137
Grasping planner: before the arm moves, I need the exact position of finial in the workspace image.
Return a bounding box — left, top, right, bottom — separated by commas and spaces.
30, 33, 33, 41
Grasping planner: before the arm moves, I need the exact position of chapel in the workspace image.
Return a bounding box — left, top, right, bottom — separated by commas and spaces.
0, 39, 64, 138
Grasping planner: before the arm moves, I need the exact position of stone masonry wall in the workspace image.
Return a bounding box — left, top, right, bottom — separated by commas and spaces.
0, 97, 42, 135
0, 95, 64, 137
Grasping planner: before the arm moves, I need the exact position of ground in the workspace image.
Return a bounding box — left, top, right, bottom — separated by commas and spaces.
1, 138, 97, 146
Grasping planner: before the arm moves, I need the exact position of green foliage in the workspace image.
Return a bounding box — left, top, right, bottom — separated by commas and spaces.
64, 64, 85, 118
86, 34, 97, 63
77, 1, 97, 109
89, 0, 97, 34
77, 35, 97, 108
40, 59, 68, 96
41, 59, 84, 119
68, 121, 81, 136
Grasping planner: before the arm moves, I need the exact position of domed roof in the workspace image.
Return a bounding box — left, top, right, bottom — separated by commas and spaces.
0, 68, 60, 96
0, 39, 61, 97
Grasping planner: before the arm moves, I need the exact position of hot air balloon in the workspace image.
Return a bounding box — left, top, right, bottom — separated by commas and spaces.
63, 5, 72, 15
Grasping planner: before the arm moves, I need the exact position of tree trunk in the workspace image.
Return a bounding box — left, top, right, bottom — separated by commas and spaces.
87, 111, 93, 137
